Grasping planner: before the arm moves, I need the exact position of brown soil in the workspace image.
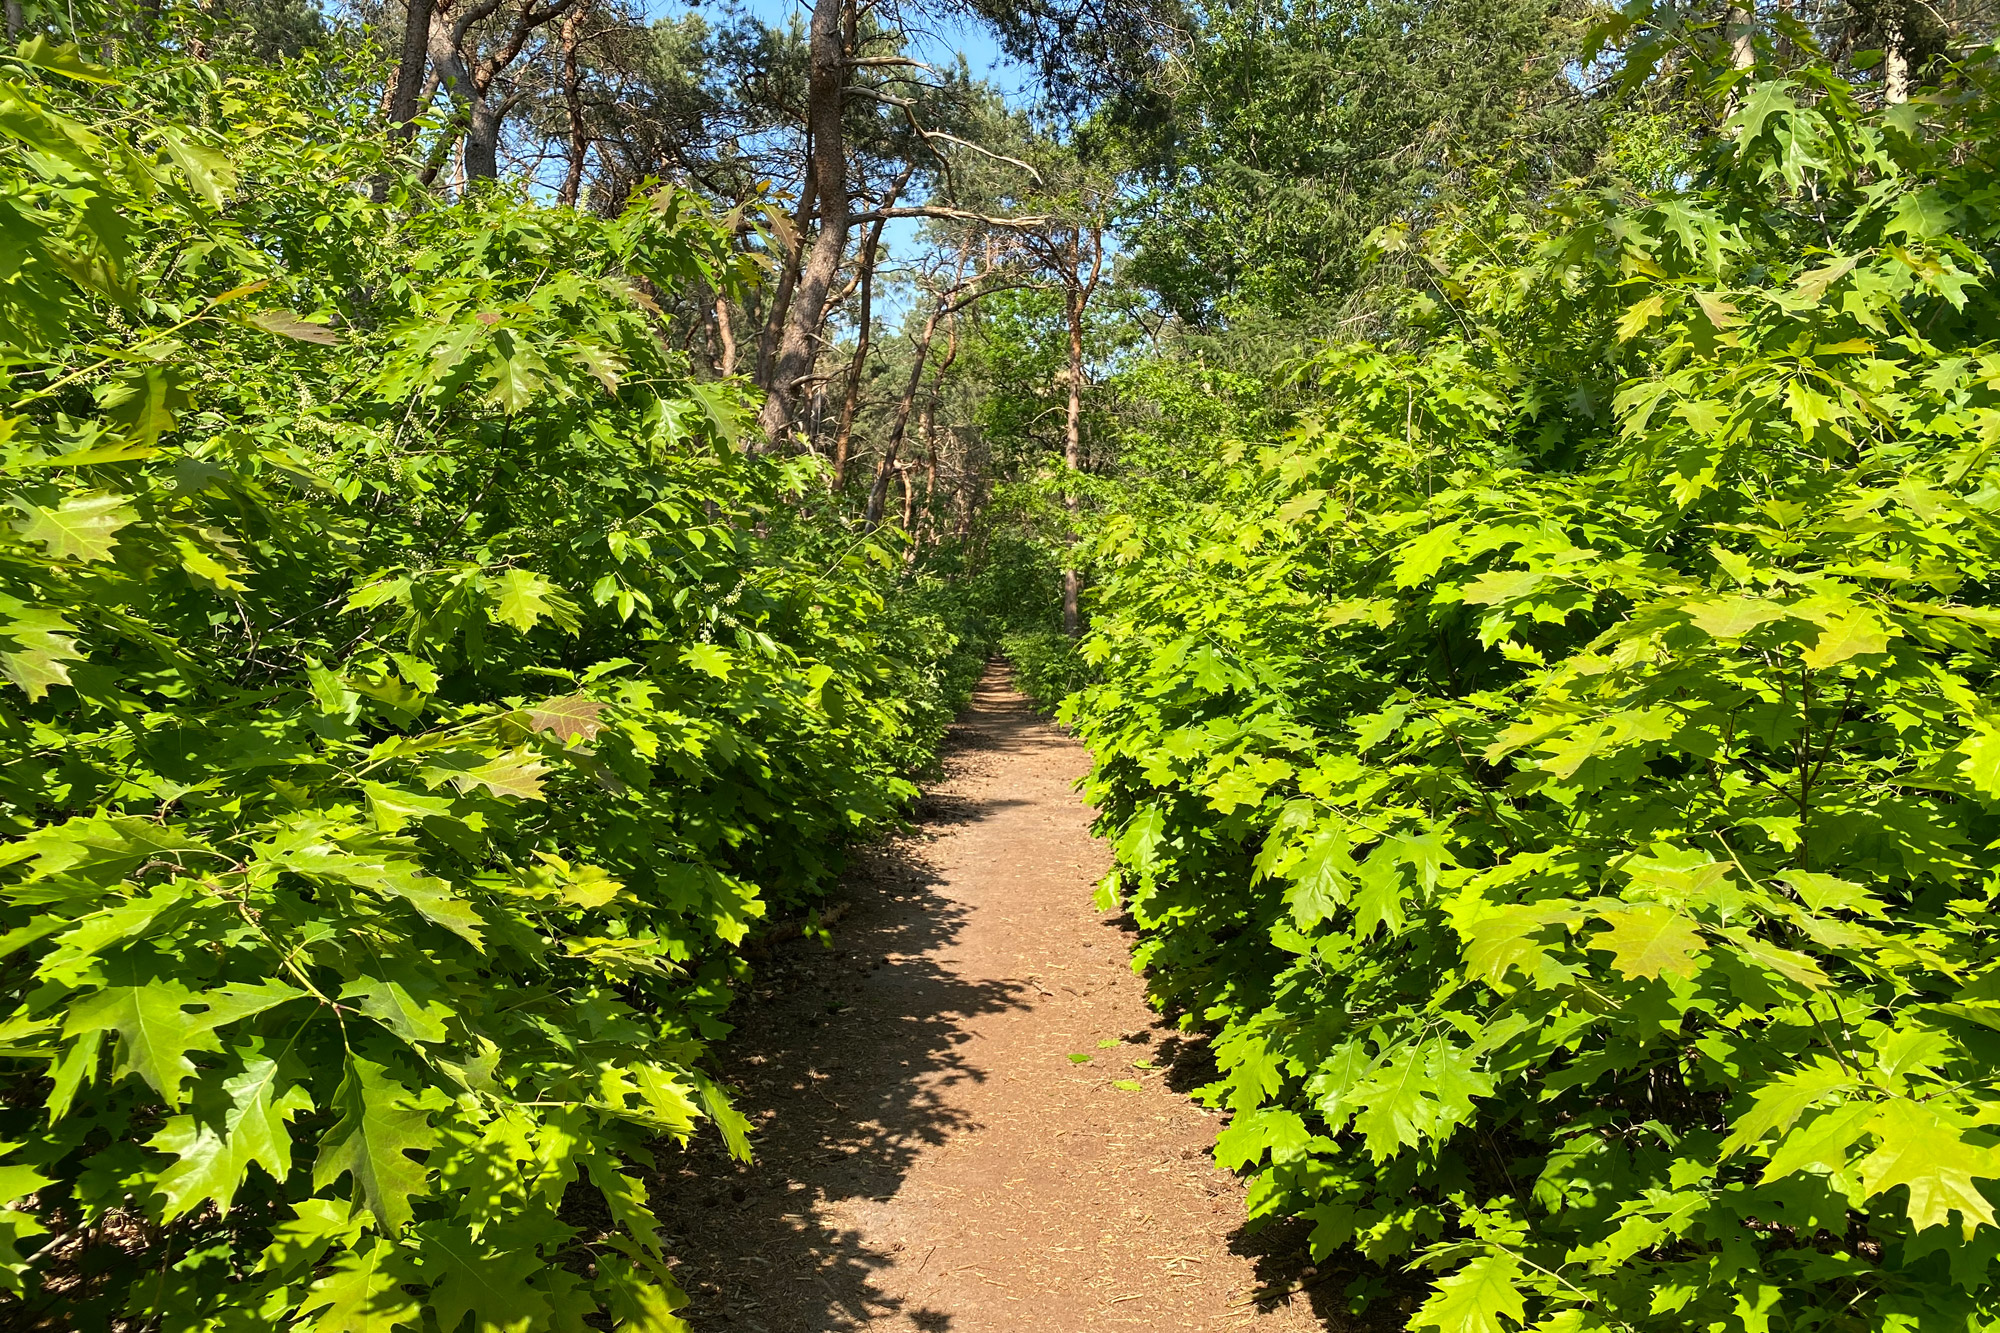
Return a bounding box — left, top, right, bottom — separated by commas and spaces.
652, 666, 1344, 1331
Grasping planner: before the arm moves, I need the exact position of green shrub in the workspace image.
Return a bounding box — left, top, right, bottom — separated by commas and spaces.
1002, 629, 1092, 715
0, 44, 964, 1330
1071, 49, 2000, 1332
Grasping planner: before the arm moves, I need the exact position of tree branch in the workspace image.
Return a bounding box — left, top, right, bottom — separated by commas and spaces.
843, 55, 937, 70
849, 205, 1054, 231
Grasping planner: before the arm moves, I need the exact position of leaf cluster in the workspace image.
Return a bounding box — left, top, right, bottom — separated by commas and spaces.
0, 41, 970, 1333
1069, 46, 2000, 1333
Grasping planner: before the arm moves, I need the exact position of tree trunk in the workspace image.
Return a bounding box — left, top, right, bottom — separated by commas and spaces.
427, 14, 482, 179
830, 162, 913, 487
911, 397, 939, 556
1059, 224, 1104, 638
1723, 2, 1755, 117
5, 1, 23, 39
832, 218, 888, 488
390, 0, 437, 134
714, 293, 738, 377
757, 0, 851, 448
464, 95, 504, 181
1883, 3, 1910, 102
955, 429, 975, 538
756, 152, 816, 386
1061, 283, 1084, 636
429, 0, 577, 186
864, 308, 941, 526
556, 2, 591, 206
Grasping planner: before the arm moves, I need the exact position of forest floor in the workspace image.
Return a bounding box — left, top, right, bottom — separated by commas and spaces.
652, 665, 1360, 1331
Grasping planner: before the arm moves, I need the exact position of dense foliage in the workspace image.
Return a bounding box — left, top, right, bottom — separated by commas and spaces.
1000, 630, 1089, 714
1118, 0, 1606, 326
1069, 44, 2000, 1332
0, 43, 973, 1331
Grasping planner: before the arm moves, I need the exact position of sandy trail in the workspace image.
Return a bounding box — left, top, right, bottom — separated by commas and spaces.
654, 666, 1330, 1331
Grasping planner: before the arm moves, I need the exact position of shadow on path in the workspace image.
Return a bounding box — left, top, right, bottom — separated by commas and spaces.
650, 677, 1049, 1331
650, 670, 1364, 1332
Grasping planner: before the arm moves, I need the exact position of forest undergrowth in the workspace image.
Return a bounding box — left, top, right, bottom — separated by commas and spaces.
1067, 36, 2000, 1333
0, 34, 985, 1331
8, 0, 2000, 1331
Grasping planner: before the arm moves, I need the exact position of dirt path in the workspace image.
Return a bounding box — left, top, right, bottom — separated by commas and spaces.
654, 667, 1330, 1331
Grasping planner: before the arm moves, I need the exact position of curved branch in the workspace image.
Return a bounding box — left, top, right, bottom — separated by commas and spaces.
849, 205, 1054, 231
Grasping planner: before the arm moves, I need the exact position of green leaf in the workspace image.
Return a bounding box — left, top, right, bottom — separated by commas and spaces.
0, 595, 81, 699
360, 781, 457, 833
258, 1198, 365, 1282
1684, 595, 1789, 639
150, 1057, 312, 1219
571, 341, 625, 391
1615, 292, 1667, 341
147, 1116, 233, 1221
1344, 1040, 1491, 1159
1393, 521, 1465, 588
489, 569, 569, 634
1462, 906, 1580, 989
1693, 291, 1738, 329
446, 750, 550, 803
14, 36, 121, 84
157, 127, 237, 209
221, 1057, 314, 1189
1719, 1059, 1855, 1156
1115, 805, 1166, 872
1773, 870, 1887, 917
1590, 905, 1706, 980
1800, 609, 1895, 668
299, 1235, 421, 1332
1960, 728, 2000, 800
1283, 828, 1353, 929
97, 366, 191, 447
693, 1071, 752, 1163
311, 1058, 437, 1233
10, 492, 132, 562
681, 643, 733, 680
413, 1223, 554, 1333
483, 349, 549, 414
267, 841, 488, 948
1729, 933, 1829, 990
1788, 255, 1859, 306
65, 981, 215, 1108
1763, 1101, 1877, 1183
1214, 1107, 1315, 1169
1412, 1252, 1527, 1333
1856, 1099, 2000, 1238
343, 978, 451, 1046
1462, 569, 1543, 606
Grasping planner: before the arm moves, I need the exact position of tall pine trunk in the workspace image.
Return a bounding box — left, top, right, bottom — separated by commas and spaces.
556, 3, 591, 206
389, 0, 436, 134
757, 0, 850, 447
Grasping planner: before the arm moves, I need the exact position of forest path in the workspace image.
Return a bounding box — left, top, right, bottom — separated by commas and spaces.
654, 665, 1329, 1332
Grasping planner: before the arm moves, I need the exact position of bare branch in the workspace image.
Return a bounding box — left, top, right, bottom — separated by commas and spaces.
844, 85, 916, 107
476, 0, 577, 89
845, 87, 1045, 192
849, 205, 1055, 231
921, 132, 1045, 187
